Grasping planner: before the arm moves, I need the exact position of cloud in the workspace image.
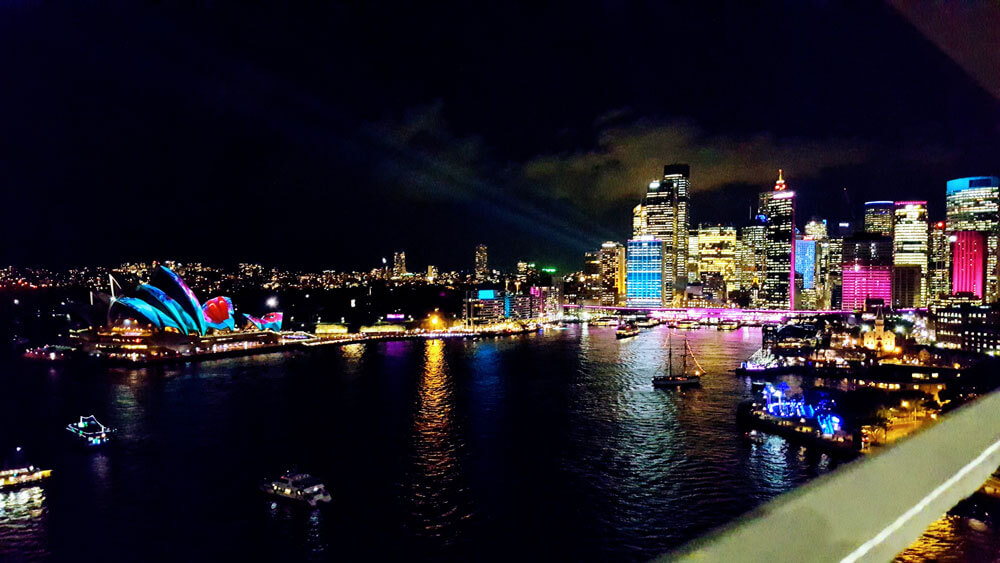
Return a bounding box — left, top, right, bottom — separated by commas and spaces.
521, 120, 872, 209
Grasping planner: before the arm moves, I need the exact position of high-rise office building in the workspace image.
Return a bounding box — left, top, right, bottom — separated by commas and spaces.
687, 229, 700, 284
599, 242, 626, 306
583, 251, 602, 302
864, 201, 895, 238
892, 201, 929, 307
626, 236, 665, 307
795, 235, 817, 310
474, 244, 488, 280
760, 170, 796, 310
946, 177, 999, 303
426, 265, 437, 282
738, 216, 768, 305
640, 164, 690, 302
805, 218, 828, 239
697, 224, 738, 295
392, 251, 406, 278
632, 204, 647, 237
952, 230, 986, 300
841, 234, 893, 311
928, 221, 951, 301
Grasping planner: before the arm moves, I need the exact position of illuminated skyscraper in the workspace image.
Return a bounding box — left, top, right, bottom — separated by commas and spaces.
599, 242, 626, 305
426, 265, 437, 282
805, 218, 828, 238
640, 164, 690, 302
626, 236, 665, 307
946, 177, 999, 302
795, 235, 817, 310
841, 234, 893, 311
928, 221, 951, 301
697, 224, 738, 295
952, 230, 986, 300
864, 201, 895, 237
392, 251, 406, 278
738, 216, 768, 305
760, 170, 796, 310
632, 204, 647, 237
474, 244, 488, 280
892, 201, 928, 307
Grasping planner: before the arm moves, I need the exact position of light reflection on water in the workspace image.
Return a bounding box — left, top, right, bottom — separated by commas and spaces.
0, 486, 48, 560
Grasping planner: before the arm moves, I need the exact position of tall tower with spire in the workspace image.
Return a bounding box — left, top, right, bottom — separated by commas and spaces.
759, 169, 797, 310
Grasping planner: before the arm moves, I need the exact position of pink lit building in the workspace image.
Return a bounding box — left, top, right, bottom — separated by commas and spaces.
952, 230, 986, 299
841, 234, 893, 311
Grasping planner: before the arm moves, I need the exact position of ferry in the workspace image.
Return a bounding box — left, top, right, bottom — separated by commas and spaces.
635, 318, 657, 328
676, 319, 701, 330
588, 317, 619, 327
717, 320, 740, 331
0, 448, 52, 491
616, 322, 640, 339
260, 471, 333, 507
653, 335, 703, 388
66, 415, 116, 446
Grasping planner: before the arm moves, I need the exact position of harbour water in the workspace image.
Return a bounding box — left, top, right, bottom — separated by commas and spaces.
1, 326, 996, 561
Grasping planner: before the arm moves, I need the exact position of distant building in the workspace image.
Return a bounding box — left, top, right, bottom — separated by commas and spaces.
761, 170, 796, 310
640, 164, 690, 303
392, 251, 406, 278
474, 244, 488, 281
426, 265, 437, 282
892, 265, 923, 309
805, 218, 828, 239
934, 304, 1000, 353
892, 201, 928, 307
738, 216, 768, 306
599, 242, 626, 306
697, 225, 738, 296
928, 221, 951, 302
632, 203, 647, 237
626, 236, 665, 307
952, 230, 986, 301
841, 234, 893, 311
862, 308, 896, 353
863, 201, 895, 238
946, 176, 999, 302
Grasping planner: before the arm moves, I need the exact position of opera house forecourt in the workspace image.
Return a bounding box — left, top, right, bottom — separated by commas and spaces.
71, 265, 286, 362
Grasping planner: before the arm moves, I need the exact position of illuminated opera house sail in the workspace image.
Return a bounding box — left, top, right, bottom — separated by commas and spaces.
110, 265, 281, 334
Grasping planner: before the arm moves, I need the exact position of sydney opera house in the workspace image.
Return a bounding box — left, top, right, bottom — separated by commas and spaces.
74, 265, 285, 361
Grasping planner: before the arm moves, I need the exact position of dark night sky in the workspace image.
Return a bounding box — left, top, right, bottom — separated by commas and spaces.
2, 2, 998, 272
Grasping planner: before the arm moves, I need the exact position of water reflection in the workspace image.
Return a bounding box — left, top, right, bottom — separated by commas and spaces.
0, 486, 48, 560
404, 339, 473, 545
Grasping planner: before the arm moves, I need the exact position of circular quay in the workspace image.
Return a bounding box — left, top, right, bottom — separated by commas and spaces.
3, 3, 1000, 563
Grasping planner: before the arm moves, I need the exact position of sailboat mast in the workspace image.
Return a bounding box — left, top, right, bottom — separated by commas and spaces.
683, 337, 688, 375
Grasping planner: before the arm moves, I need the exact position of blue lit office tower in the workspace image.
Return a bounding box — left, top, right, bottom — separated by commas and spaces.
946, 176, 1000, 302
626, 236, 665, 307
795, 237, 816, 289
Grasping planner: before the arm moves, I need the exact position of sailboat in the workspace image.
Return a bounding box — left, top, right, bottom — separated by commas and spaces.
652, 334, 703, 388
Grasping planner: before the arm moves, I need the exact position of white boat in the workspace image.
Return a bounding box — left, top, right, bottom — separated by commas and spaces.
260, 471, 332, 507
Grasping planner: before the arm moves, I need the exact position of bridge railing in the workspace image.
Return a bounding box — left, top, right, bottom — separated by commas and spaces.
665, 389, 1000, 562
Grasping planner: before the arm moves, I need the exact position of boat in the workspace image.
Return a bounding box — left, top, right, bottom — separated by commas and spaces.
653, 335, 703, 388
636, 318, 656, 328
616, 322, 640, 339
745, 430, 766, 444
588, 317, 619, 327
676, 320, 701, 330
66, 415, 116, 446
260, 470, 333, 507
0, 447, 52, 491
717, 320, 740, 331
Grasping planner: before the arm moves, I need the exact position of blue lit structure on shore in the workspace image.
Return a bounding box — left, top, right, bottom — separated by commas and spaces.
762, 383, 842, 436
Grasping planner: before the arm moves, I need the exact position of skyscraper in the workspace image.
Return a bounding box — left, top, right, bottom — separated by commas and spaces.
474, 244, 488, 280
739, 215, 768, 306
805, 218, 828, 239
795, 235, 817, 310
760, 170, 796, 310
841, 234, 893, 311
640, 164, 690, 303
928, 221, 951, 301
946, 176, 999, 302
952, 230, 986, 300
599, 242, 626, 306
392, 251, 406, 278
632, 204, 647, 237
697, 224, 738, 295
864, 201, 895, 237
892, 201, 928, 307
626, 236, 665, 307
